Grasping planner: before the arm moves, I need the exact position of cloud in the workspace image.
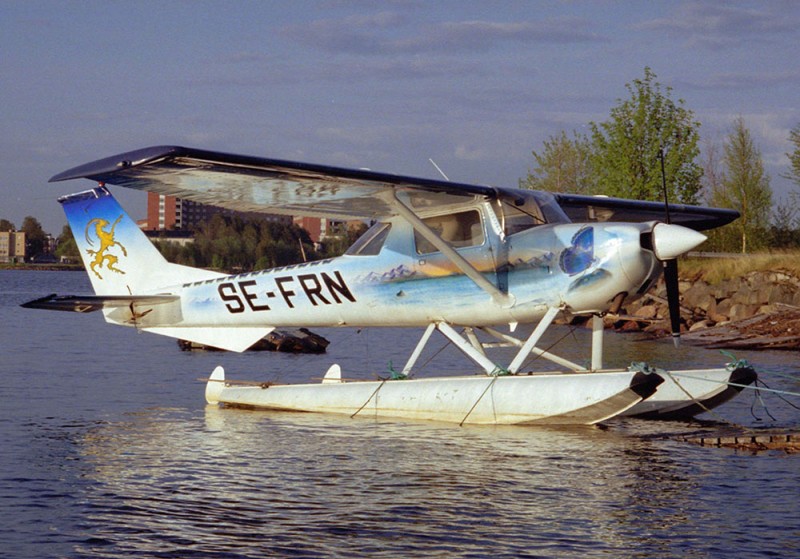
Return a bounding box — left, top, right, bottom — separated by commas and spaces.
283, 14, 606, 56
393, 18, 606, 53
635, 2, 799, 49
281, 11, 405, 54
676, 70, 800, 91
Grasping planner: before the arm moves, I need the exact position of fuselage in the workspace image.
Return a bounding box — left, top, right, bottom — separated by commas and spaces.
114, 197, 662, 330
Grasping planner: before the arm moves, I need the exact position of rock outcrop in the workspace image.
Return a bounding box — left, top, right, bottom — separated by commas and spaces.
604, 270, 800, 350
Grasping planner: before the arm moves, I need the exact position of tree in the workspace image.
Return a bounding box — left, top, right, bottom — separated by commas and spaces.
590, 67, 703, 204
55, 224, 80, 261
520, 131, 596, 193
0, 219, 14, 232
708, 117, 773, 253
153, 214, 320, 272
769, 203, 800, 248
784, 122, 800, 191
21, 216, 47, 258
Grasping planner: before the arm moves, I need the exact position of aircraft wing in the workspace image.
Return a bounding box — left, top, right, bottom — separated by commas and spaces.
553, 193, 739, 231
49, 145, 495, 220
50, 145, 739, 229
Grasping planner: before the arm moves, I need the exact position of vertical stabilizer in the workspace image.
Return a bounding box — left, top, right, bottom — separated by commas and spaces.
61, 186, 220, 295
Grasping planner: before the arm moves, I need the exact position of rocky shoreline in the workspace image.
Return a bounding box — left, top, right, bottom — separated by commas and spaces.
602, 270, 800, 350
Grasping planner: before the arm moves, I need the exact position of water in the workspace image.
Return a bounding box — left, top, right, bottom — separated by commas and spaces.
2, 270, 798, 558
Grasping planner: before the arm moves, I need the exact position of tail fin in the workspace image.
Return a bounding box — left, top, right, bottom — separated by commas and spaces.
61, 186, 221, 295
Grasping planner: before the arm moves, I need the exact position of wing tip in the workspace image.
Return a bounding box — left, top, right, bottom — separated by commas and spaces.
49, 145, 185, 183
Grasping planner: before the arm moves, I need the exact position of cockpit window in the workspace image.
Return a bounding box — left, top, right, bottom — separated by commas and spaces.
345, 222, 391, 256
415, 209, 484, 254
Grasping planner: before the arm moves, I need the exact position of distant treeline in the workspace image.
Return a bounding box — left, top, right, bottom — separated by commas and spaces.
152, 214, 368, 272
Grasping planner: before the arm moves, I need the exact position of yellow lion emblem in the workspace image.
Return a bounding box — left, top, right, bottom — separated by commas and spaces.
85, 216, 128, 279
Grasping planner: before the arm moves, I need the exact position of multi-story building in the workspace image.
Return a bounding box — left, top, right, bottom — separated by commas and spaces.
145, 192, 296, 231
0, 231, 26, 263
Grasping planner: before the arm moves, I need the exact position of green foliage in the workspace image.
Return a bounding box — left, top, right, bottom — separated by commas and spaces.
589, 67, 703, 204
0, 219, 14, 232
153, 215, 331, 272
706, 117, 773, 253
520, 131, 596, 193
768, 204, 800, 248
55, 224, 80, 261
784, 123, 800, 191
320, 222, 369, 256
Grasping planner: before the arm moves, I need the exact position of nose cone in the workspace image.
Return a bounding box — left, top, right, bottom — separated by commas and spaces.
651, 223, 707, 260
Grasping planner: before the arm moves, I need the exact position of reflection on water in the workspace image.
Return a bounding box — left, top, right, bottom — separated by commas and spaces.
73, 408, 665, 557
2, 271, 799, 558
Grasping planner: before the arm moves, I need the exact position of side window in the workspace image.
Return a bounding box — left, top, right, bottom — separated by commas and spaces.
415, 210, 484, 254
345, 223, 391, 256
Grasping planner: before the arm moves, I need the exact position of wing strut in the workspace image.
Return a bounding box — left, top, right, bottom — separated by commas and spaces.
390, 192, 514, 308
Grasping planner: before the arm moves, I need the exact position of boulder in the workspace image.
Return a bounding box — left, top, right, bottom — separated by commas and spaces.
634, 305, 658, 319
689, 320, 712, 332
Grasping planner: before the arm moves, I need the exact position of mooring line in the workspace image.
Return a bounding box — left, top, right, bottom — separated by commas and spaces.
671, 372, 800, 398
459, 375, 498, 426
751, 379, 778, 421
754, 378, 800, 411
350, 379, 387, 419
664, 370, 747, 428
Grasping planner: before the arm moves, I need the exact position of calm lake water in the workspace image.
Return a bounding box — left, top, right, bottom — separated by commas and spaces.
2, 270, 798, 558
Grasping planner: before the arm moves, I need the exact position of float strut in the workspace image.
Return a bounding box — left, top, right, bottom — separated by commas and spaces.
508, 306, 560, 374
402, 323, 437, 377
591, 314, 604, 371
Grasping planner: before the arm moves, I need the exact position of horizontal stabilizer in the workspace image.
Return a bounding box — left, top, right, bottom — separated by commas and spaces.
21, 293, 179, 313
144, 326, 275, 352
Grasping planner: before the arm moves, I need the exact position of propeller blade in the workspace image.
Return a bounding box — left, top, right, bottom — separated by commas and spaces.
663, 259, 681, 347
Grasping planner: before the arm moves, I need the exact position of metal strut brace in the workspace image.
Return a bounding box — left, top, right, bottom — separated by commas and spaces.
591, 314, 604, 371
507, 306, 561, 374
479, 326, 585, 372
401, 323, 437, 377
437, 322, 504, 375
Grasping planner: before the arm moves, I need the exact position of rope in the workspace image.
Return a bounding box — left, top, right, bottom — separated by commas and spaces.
752, 378, 800, 411
670, 372, 800, 398
628, 361, 748, 427
751, 378, 777, 422
459, 375, 498, 426
350, 379, 387, 419
663, 369, 748, 429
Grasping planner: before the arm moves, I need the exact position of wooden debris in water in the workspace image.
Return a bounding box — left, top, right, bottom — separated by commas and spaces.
683, 431, 800, 453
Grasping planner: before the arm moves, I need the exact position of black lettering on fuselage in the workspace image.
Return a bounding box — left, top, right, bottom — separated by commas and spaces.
218, 282, 245, 313
275, 276, 297, 308
218, 271, 355, 314
321, 271, 356, 303
298, 274, 330, 306
239, 279, 270, 311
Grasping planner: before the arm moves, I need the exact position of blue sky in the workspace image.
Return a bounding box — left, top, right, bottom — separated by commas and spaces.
3, 1, 799, 234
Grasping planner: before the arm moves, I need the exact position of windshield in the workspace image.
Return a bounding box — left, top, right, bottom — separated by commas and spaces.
345, 222, 391, 256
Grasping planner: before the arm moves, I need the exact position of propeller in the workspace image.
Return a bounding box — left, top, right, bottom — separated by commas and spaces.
657, 148, 694, 347
649, 222, 706, 345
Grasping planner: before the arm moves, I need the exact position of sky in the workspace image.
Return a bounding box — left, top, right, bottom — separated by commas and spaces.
2, 0, 800, 234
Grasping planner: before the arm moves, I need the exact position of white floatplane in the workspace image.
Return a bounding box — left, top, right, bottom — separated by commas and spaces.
24, 146, 756, 425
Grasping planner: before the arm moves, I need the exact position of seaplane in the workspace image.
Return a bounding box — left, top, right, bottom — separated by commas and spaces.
24, 145, 757, 425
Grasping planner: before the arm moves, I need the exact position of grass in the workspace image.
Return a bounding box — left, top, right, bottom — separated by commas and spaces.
681, 250, 800, 284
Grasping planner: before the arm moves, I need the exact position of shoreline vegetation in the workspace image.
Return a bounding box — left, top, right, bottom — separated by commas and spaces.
8, 251, 800, 350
